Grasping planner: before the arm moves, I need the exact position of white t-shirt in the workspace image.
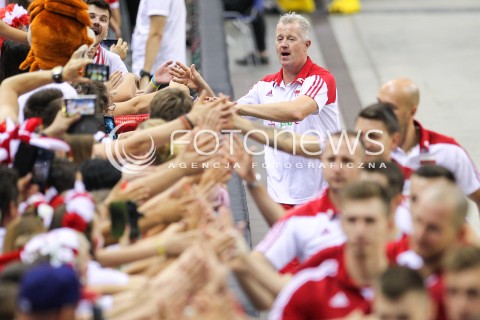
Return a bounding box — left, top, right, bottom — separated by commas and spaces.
93, 46, 128, 75
17, 82, 78, 123
131, 0, 186, 75
391, 120, 480, 196
237, 57, 341, 204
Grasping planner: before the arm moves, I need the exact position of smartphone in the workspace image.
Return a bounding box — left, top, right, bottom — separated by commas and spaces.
32, 148, 55, 193
13, 142, 38, 177
13, 142, 54, 192
127, 201, 141, 240
85, 63, 110, 81
104, 115, 117, 139
101, 39, 118, 49
64, 95, 97, 116
65, 95, 102, 134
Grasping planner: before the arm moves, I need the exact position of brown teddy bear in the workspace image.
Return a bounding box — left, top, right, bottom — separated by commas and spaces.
20, 0, 94, 71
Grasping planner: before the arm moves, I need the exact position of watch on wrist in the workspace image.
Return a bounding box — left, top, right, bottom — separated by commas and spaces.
140, 69, 152, 79
52, 66, 64, 83
246, 173, 262, 189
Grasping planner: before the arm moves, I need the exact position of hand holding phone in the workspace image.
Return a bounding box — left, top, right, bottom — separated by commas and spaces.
64, 95, 102, 134
64, 95, 97, 116
101, 39, 118, 49
13, 143, 54, 192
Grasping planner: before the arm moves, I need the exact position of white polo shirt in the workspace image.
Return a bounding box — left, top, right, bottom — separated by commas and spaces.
391, 120, 480, 196
238, 57, 341, 204
131, 0, 186, 75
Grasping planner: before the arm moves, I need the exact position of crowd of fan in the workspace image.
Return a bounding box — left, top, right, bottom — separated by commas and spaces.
0, 1, 479, 320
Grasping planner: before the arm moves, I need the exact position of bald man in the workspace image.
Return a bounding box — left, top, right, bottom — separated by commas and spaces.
378, 78, 480, 211
388, 182, 469, 320
411, 183, 468, 274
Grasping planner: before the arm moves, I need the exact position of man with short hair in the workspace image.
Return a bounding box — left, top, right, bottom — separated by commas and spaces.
395, 165, 457, 236
377, 78, 480, 210
270, 181, 393, 319
85, 0, 128, 74
236, 13, 341, 208
354, 103, 413, 189
387, 182, 468, 320
404, 183, 466, 273
132, 0, 186, 88
374, 266, 435, 320
444, 245, 480, 320
149, 88, 192, 121
354, 102, 401, 163
392, 165, 478, 247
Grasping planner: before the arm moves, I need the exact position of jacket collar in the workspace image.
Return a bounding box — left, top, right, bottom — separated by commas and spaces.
414, 120, 430, 152
273, 56, 314, 86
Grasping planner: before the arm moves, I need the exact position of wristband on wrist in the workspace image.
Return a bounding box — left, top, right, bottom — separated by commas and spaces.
158, 83, 169, 90
52, 66, 63, 83
150, 77, 160, 89
179, 115, 192, 130
156, 240, 166, 256
140, 69, 152, 79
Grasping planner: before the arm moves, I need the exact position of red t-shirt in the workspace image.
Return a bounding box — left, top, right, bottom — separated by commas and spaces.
291, 236, 447, 320
270, 244, 373, 320
256, 189, 344, 273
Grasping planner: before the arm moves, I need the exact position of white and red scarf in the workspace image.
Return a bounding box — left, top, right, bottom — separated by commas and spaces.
93, 45, 106, 65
